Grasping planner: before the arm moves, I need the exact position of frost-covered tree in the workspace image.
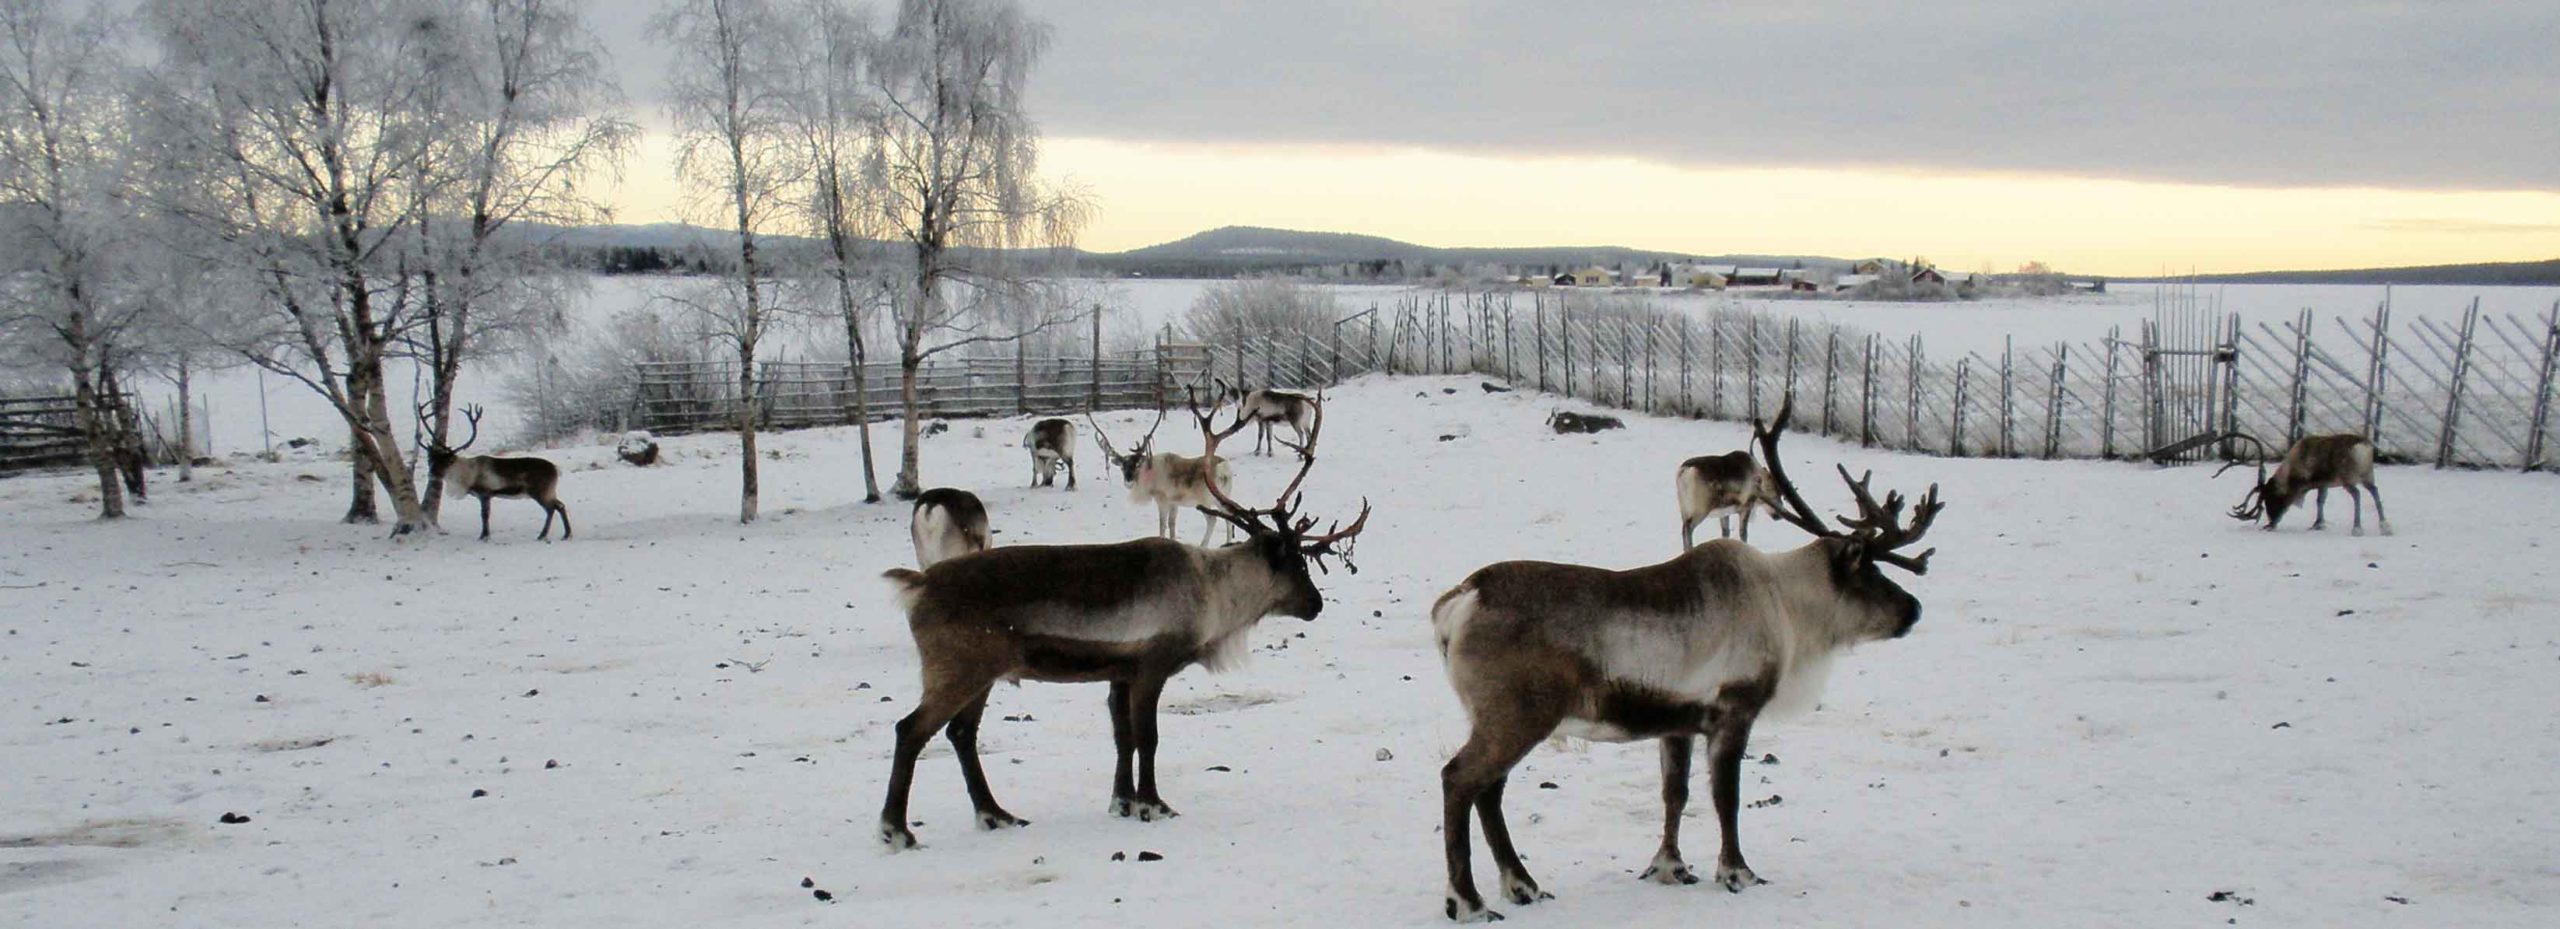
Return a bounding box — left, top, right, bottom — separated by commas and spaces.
143, 0, 449, 532
1180, 277, 1341, 348
782, 0, 886, 503
865, 0, 1086, 499
0, 0, 146, 518
403, 0, 634, 521
655, 0, 801, 524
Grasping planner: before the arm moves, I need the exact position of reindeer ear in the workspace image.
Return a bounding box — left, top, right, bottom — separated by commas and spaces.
1833, 538, 1868, 568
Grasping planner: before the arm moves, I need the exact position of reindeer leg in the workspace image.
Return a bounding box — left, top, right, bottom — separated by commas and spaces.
1442, 713, 1556, 922
945, 690, 1026, 830
477, 494, 493, 541
1123, 673, 1179, 821
878, 674, 990, 851
1681, 515, 1702, 550
1107, 681, 1139, 815
537, 499, 556, 541
2366, 481, 2392, 535
554, 500, 571, 540
2312, 487, 2330, 530
1475, 776, 1551, 907
1066, 458, 1077, 491
1719, 514, 1733, 539
2346, 485, 2365, 536
1641, 735, 1701, 885
1707, 711, 1768, 892
1737, 508, 1752, 544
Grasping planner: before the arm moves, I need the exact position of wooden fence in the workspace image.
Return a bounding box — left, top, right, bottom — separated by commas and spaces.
1380, 290, 2560, 471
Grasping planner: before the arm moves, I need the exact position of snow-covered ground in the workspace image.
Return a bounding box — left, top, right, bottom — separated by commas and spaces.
11, 375, 2554, 929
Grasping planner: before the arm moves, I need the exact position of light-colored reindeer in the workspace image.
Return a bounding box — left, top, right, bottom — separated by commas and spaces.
873, 399, 1368, 850
1091, 410, 1238, 545
909, 488, 991, 568
1676, 450, 1779, 547
1023, 418, 1077, 490
1430, 399, 1941, 922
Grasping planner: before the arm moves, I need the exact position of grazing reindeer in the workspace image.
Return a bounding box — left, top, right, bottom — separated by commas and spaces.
874, 399, 1368, 849
428, 405, 571, 542
910, 488, 991, 568
1220, 378, 1319, 456
1023, 418, 1078, 490
1547, 409, 1624, 434
2219, 433, 2392, 535
1431, 399, 1941, 922
1090, 410, 1239, 545
1676, 450, 1780, 547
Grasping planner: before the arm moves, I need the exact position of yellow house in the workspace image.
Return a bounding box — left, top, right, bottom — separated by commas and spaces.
1571, 266, 1615, 286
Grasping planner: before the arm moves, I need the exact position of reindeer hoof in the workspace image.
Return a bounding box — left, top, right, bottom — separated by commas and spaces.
2351, 526, 2364, 537
2380, 525, 2395, 537
1640, 860, 1700, 885
878, 821, 920, 851
1500, 875, 1551, 906
976, 810, 1029, 831
1714, 863, 1764, 893
1445, 898, 1503, 923
1129, 799, 1179, 822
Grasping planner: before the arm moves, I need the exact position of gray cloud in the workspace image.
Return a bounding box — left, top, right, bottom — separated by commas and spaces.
603, 1, 2560, 191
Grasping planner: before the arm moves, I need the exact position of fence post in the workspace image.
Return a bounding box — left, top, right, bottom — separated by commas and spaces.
1709, 310, 1724, 418
1746, 314, 1761, 421
2525, 300, 2560, 470
1678, 317, 1693, 414
1952, 357, 1970, 456
2363, 300, 2390, 441
2219, 313, 2241, 458
1784, 318, 1801, 410
2101, 326, 2119, 458
1535, 299, 1549, 391
2435, 298, 2480, 468
1015, 337, 1029, 414
1562, 307, 1575, 398
1860, 333, 1877, 447
1644, 317, 1658, 412
1821, 330, 1840, 436
1088, 305, 1103, 411
2000, 337, 2015, 457
1503, 301, 1516, 383
2045, 343, 2067, 459
1906, 334, 1923, 451
2139, 320, 2159, 455
1620, 321, 1634, 409
2285, 308, 2310, 445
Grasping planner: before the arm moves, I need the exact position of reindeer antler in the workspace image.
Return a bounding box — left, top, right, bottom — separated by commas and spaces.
451, 404, 484, 453
1185, 387, 1370, 571
1753, 397, 1945, 575
2212, 432, 2273, 521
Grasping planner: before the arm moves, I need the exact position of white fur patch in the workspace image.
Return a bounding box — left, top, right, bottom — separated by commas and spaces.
1763, 651, 1833, 720
1552, 717, 1640, 743
1430, 588, 1478, 658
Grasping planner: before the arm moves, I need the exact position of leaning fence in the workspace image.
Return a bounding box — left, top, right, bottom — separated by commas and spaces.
628, 290, 2560, 473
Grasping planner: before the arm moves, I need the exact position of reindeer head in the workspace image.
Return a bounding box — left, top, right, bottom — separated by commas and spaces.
1753, 399, 1943, 641
1087, 410, 1166, 485
425, 404, 485, 477
2214, 434, 2290, 528
1186, 388, 1370, 620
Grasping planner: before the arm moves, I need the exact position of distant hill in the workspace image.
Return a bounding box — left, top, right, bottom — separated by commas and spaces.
2132, 258, 2560, 287
1091, 225, 1852, 278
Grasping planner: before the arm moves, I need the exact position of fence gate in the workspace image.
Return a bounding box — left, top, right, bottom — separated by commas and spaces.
2141, 305, 2240, 462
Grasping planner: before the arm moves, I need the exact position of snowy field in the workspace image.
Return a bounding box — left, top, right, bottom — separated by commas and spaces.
6, 375, 2557, 928
150, 277, 2560, 468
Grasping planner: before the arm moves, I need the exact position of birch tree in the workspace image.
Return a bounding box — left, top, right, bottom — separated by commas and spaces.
144, 0, 445, 532
654, 0, 800, 523
783, 0, 885, 503
865, 0, 1085, 500
404, 0, 633, 521
0, 0, 144, 518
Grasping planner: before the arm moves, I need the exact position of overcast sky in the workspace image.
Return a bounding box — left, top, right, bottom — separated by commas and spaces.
592, 1, 2560, 271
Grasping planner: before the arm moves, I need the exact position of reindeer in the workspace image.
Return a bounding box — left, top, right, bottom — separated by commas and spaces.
874, 399, 1368, 850
427, 405, 571, 542
1023, 418, 1078, 490
910, 488, 991, 568
1090, 410, 1239, 545
1431, 399, 1941, 922
1677, 450, 1780, 547
2219, 433, 2392, 535
1220, 378, 1319, 456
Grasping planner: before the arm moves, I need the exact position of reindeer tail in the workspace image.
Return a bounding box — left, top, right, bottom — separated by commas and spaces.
881, 568, 928, 611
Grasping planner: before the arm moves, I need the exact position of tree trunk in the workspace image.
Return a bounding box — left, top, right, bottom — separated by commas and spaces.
66, 312, 124, 520
342, 368, 379, 524
891, 351, 923, 500
356, 358, 430, 533
176, 355, 195, 483
738, 343, 761, 523
836, 270, 881, 503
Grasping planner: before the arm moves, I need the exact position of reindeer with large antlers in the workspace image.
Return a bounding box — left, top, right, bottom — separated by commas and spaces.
873, 396, 1368, 850
2217, 433, 2392, 535
1430, 399, 1940, 921
426, 405, 571, 542
1090, 409, 1238, 545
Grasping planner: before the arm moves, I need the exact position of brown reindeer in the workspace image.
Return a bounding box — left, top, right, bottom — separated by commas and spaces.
428, 405, 570, 542
1676, 450, 1779, 547
1023, 418, 1077, 489
873, 397, 1367, 850
909, 488, 991, 568
1431, 399, 1940, 921
2219, 433, 2392, 535
1220, 379, 1319, 456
